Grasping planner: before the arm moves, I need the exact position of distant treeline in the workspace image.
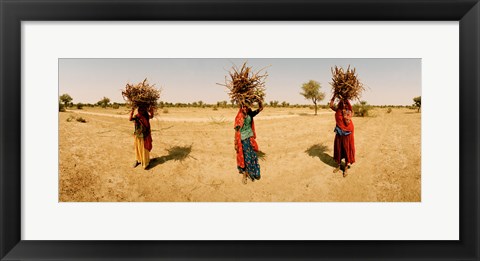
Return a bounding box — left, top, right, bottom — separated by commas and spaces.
62, 101, 417, 110
60, 92, 419, 112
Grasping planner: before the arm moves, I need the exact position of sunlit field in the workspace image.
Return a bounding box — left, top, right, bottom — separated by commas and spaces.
59, 106, 421, 202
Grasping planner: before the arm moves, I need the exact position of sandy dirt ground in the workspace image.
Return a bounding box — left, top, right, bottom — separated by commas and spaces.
59, 107, 421, 202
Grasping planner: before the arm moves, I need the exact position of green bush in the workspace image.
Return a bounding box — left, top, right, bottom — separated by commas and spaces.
76, 103, 84, 109
352, 101, 371, 117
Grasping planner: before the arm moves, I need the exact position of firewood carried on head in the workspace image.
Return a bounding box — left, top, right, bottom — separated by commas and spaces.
217, 62, 268, 107
330, 65, 365, 101
122, 78, 161, 110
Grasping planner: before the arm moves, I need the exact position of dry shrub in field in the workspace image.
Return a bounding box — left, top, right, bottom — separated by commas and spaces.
330, 65, 365, 101
122, 78, 161, 109
352, 101, 371, 117
66, 115, 87, 123
217, 62, 268, 107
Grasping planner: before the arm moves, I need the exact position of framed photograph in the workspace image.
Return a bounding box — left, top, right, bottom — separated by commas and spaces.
1, 0, 478, 260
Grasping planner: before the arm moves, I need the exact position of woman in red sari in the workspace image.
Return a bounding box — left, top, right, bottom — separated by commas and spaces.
329, 95, 355, 177
234, 102, 263, 184
129, 106, 154, 170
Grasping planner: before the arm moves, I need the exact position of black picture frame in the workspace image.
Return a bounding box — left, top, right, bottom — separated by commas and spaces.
1, 0, 478, 260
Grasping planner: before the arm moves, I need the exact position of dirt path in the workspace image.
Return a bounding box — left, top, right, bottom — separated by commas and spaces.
67, 109, 332, 122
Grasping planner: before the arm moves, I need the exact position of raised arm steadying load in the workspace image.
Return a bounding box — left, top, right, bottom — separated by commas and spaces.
129, 107, 135, 121
329, 95, 337, 111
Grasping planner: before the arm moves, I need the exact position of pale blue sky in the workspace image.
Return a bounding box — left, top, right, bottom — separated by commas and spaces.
59, 58, 421, 105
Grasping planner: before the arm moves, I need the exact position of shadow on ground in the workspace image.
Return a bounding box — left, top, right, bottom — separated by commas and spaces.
149, 145, 195, 169
256, 150, 267, 161
305, 143, 338, 168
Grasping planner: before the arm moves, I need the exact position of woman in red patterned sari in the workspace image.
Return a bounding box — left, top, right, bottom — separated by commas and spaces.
329, 95, 355, 177
234, 102, 263, 184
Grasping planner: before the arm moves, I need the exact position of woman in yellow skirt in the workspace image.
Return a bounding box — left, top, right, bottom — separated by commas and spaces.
129, 106, 154, 169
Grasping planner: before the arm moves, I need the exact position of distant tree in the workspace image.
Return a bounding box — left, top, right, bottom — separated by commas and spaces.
300, 80, 325, 115
59, 94, 73, 109
197, 101, 204, 108
217, 101, 228, 109
281, 101, 290, 107
269, 100, 279, 108
413, 96, 421, 112
97, 97, 110, 108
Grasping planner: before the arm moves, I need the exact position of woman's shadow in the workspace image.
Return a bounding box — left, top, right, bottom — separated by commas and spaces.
305, 144, 337, 168
148, 145, 195, 169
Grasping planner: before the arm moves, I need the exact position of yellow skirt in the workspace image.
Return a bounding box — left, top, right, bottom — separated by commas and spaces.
134, 136, 150, 169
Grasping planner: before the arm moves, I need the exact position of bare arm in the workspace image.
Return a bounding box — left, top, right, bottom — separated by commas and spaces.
129, 107, 135, 121
329, 96, 337, 111
250, 102, 264, 117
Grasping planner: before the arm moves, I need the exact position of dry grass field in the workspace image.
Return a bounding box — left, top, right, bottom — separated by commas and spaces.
59, 106, 421, 202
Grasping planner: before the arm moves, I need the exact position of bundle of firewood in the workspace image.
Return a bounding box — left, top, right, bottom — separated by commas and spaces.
218, 62, 267, 106
330, 65, 365, 101
121, 78, 161, 108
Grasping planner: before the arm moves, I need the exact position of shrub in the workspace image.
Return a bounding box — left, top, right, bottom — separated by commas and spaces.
213, 106, 218, 111
76, 103, 84, 109
352, 101, 372, 117
59, 102, 66, 112
163, 108, 169, 114
66, 116, 87, 123
387, 108, 392, 114
112, 104, 120, 109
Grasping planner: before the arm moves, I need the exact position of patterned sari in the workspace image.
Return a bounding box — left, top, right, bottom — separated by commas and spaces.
234, 108, 261, 180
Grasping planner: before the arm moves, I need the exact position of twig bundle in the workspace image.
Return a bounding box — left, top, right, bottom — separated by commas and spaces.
330, 65, 365, 101
217, 62, 268, 106
122, 78, 161, 108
